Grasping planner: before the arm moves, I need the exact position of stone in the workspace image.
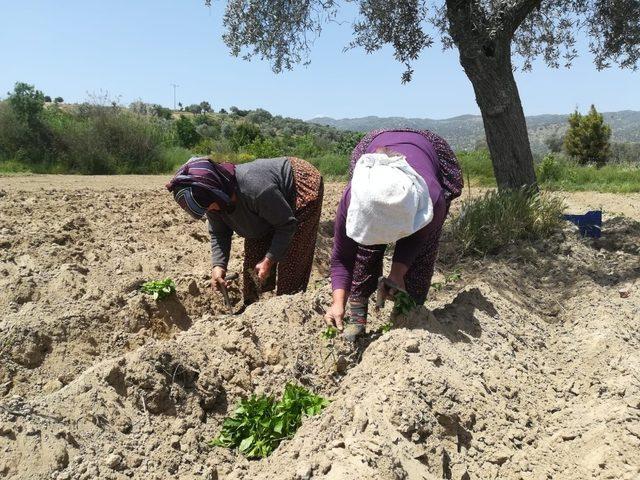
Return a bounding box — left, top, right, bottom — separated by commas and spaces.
404, 340, 420, 353
188, 279, 200, 296
105, 453, 123, 471
294, 462, 313, 480
488, 448, 512, 465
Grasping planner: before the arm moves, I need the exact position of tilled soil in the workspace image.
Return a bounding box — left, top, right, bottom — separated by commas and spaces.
0, 175, 639, 480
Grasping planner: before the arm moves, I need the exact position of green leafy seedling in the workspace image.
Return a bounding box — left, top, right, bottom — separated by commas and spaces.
379, 322, 393, 334
445, 270, 462, 283
210, 383, 328, 459
321, 326, 338, 340
140, 278, 176, 300
431, 281, 444, 292
393, 291, 417, 316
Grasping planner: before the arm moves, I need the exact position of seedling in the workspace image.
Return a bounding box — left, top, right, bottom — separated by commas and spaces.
378, 322, 393, 334
321, 326, 339, 366
431, 270, 462, 293
140, 278, 176, 300
210, 383, 328, 458
321, 326, 338, 340
393, 291, 417, 316
445, 270, 462, 283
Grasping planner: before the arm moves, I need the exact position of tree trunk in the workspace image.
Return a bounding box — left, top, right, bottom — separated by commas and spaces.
458, 41, 538, 190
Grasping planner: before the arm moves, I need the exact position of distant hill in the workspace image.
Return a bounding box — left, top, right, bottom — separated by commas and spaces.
309, 110, 640, 152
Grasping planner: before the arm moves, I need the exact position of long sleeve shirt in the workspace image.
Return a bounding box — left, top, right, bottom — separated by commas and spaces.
330, 131, 446, 292
207, 157, 296, 268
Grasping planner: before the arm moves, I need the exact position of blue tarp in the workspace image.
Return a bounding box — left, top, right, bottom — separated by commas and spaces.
563, 210, 602, 238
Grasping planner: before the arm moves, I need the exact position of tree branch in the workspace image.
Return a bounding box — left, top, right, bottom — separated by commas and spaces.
505, 0, 544, 36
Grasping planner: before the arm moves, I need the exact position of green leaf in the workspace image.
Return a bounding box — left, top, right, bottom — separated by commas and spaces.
239, 435, 255, 453
274, 419, 284, 434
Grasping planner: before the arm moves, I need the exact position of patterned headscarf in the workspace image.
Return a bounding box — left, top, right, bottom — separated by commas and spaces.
166, 157, 237, 219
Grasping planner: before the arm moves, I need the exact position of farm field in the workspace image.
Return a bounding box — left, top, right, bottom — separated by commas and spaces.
0, 175, 639, 480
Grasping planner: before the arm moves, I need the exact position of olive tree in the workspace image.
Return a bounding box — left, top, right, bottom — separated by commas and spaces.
204, 0, 639, 189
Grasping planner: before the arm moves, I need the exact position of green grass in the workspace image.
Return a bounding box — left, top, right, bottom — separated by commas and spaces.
448, 188, 565, 257
459, 150, 640, 193
538, 156, 640, 193
457, 149, 496, 187
308, 153, 349, 179
0, 158, 32, 173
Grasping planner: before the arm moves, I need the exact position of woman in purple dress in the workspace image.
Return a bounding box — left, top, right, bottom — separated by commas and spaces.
325, 129, 463, 340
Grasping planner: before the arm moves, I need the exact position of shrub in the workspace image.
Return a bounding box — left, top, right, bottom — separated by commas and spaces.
175, 115, 200, 148
448, 188, 565, 256
564, 105, 611, 167
229, 122, 262, 151
7, 82, 45, 122
242, 137, 282, 158
544, 134, 564, 153
536, 153, 567, 183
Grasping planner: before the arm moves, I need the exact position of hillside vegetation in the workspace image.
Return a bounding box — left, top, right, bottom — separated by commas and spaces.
1, 83, 638, 192
0, 83, 361, 177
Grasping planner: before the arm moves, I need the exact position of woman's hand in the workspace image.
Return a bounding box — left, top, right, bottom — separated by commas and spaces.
324, 302, 346, 331
211, 266, 229, 293
255, 257, 275, 283
325, 289, 347, 331
378, 262, 408, 301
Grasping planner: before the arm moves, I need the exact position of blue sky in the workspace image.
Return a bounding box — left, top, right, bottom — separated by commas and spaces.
1, 0, 638, 120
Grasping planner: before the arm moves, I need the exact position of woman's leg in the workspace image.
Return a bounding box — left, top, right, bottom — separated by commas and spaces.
276, 158, 324, 295
243, 236, 271, 304
342, 244, 386, 340
349, 244, 386, 302
404, 200, 447, 305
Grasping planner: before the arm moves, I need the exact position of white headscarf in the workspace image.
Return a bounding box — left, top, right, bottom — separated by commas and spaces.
346, 153, 433, 245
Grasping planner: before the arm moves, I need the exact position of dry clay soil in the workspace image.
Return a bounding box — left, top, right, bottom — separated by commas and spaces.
0, 175, 639, 480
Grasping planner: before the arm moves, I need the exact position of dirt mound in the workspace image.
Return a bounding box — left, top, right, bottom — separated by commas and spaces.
1, 176, 639, 480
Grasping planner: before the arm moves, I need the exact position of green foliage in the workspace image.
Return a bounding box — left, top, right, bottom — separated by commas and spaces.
243, 137, 282, 158
536, 153, 567, 183
307, 153, 349, 178
230, 122, 262, 151
54, 97, 64, 104
7, 82, 45, 122
455, 148, 640, 193
211, 383, 328, 458
540, 159, 640, 193
175, 115, 200, 148
151, 104, 173, 120
457, 149, 496, 186
448, 188, 565, 257
609, 142, 640, 164
564, 105, 612, 167
393, 291, 417, 315
140, 279, 176, 300
378, 322, 393, 333
321, 326, 338, 340
430, 270, 462, 292
544, 134, 564, 153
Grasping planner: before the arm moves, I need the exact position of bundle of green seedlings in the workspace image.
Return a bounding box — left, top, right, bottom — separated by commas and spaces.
377, 291, 419, 333
140, 278, 176, 300
393, 291, 417, 316
211, 383, 329, 458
